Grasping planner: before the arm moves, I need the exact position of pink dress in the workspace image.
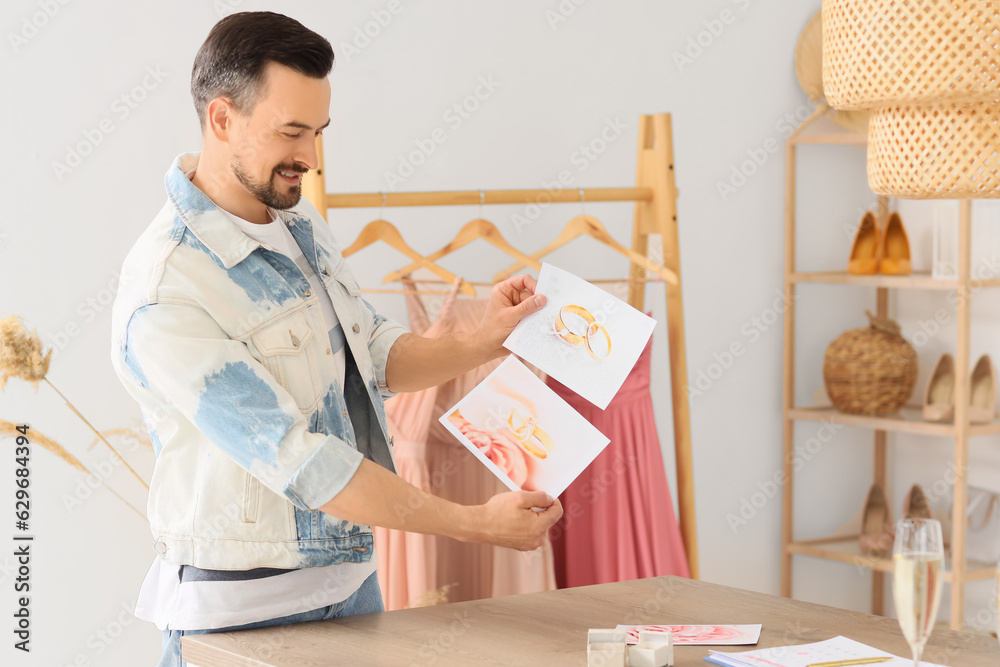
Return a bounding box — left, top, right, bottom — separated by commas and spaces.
374, 280, 556, 609
547, 337, 690, 587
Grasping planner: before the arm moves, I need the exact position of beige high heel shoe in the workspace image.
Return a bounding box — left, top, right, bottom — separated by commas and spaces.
922, 353, 955, 422
969, 354, 997, 424
859, 483, 894, 554
847, 211, 880, 275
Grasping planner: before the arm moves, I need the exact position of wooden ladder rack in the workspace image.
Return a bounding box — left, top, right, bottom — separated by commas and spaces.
302, 113, 699, 578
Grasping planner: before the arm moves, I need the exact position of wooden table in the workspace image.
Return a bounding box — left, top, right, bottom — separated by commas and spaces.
183, 576, 999, 666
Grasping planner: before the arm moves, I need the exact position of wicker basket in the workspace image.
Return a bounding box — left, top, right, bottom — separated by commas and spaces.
867, 101, 1000, 198
822, 0, 1000, 110
823, 311, 918, 415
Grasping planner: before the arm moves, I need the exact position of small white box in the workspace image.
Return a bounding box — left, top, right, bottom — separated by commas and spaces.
638, 630, 673, 645
588, 641, 626, 667
627, 630, 674, 667
588, 629, 627, 644
587, 629, 627, 667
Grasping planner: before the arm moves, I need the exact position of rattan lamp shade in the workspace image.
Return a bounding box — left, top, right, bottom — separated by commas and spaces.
822, 0, 1000, 197
868, 101, 1000, 198
796, 11, 870, 133
822, 0, 1000, 110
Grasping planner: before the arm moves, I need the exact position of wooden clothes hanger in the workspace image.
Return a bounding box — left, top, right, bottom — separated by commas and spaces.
383, 217, 543, 284
341, 218, 475, 296
492, 214, 678, 285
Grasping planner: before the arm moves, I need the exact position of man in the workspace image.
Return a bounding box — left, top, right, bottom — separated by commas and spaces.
109, 11, 562, 666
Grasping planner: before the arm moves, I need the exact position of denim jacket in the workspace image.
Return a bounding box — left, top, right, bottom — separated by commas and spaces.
110, 153, 408, 570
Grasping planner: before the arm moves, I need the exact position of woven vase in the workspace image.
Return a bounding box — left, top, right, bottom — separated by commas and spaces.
823, 311, 918, 415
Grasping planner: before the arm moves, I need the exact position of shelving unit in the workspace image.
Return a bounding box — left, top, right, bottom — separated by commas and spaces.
790, 271, 1000, 291
781, 110, 982, 630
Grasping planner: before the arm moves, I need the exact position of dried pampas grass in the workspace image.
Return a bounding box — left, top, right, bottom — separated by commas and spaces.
0, 316, 51, 390
0, 420, 87, 472
87, 427, 152, 452
0, 421, 146, 520
0, 315, 148, 490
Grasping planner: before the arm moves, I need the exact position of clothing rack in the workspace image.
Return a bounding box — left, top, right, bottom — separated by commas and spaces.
302, 113, 698, 578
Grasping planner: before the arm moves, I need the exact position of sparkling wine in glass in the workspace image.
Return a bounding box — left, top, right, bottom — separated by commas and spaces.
892, 518, 944, 666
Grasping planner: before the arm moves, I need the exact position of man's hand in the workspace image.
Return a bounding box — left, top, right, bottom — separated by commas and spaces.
474, 274, 547, 358
384, 274, 546, 393
319, 458, 563, 551
469, 490, 564, 551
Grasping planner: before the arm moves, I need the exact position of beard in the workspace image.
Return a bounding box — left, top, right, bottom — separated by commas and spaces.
230, 154, 306, 210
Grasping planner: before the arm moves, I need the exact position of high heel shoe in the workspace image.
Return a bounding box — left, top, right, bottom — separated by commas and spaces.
922, 353, 955, 422
880, 211, 911, 275
969, 354, 997, 424
902, 484, 932, 520
847, 211, 880, 275
859, 482, 894, 554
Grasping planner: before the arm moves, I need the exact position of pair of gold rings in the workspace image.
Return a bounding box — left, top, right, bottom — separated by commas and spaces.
507, 410, 554, 459
554, 304, 612, 361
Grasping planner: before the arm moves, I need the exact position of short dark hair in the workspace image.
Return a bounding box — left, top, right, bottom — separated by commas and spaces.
190, 11, 334, 129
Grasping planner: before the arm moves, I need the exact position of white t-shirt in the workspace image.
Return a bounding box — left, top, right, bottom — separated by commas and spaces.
134, 550, 378, 631
134, 191, 377, 631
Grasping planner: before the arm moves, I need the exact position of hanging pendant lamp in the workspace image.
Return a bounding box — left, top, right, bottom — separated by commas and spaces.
822, 0, 1000, 198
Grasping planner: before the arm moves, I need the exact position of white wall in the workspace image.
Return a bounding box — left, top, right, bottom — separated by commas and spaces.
2, 1, 995, 664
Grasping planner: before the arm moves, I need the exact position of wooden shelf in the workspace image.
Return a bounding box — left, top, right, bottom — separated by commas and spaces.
789, 405, 1000, 437
787, 535, 997, 583
792, 131, 868, 146
791, 271, 955, 289
789, 114, 868, 146
784, 108, 983, 630
789, 271, 1000, 290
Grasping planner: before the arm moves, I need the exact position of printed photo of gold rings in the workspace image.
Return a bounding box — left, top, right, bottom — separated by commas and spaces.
554, 304, 612, 361
506, 408, 554, 459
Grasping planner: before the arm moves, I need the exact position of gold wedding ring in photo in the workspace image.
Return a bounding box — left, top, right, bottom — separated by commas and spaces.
507, 410, 554, 459
554, 304, 612, 361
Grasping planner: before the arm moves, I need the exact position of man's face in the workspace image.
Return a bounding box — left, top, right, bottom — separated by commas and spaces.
227, 62, 331, 210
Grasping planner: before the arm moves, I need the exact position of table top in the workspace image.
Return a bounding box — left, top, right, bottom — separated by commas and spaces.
182, 576, 999, 666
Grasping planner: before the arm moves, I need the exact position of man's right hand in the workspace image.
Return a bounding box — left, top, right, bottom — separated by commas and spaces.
319, 458, 564, 551
469, 490, 564, 551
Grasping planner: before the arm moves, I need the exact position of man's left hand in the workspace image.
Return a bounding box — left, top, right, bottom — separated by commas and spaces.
473, 274, 546, 358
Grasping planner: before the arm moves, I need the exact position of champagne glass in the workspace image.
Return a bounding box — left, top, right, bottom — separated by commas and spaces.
892, 518, 944, 666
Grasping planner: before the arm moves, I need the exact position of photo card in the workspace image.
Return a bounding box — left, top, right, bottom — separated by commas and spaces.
503, 262, 656, 409
439, 356, 610, 498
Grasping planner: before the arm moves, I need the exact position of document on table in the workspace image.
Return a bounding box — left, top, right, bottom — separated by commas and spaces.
705, 636, 949, 667
615, 624, 761, 646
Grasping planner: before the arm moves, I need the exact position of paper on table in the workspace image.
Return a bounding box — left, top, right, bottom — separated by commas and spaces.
705, 636, 949, 667
439, 356, 610, 498
615, 624, 761, 646
502, 263, 656, 409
